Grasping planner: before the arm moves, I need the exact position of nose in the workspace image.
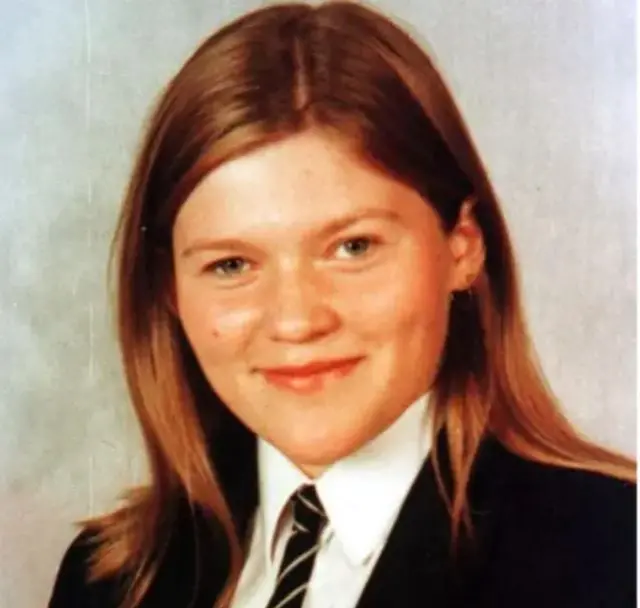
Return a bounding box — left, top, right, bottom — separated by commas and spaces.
264, 264, 339, 343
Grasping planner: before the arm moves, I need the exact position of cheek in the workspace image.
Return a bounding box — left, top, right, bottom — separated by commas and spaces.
177, 286, 261, 358
339, 255, 448, 339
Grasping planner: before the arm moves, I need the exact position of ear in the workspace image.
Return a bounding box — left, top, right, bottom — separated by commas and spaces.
447, 197, 486, 292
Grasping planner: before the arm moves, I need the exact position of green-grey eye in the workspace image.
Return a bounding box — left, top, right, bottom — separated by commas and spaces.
207, 257, 249, 276
335, 236, 377, 259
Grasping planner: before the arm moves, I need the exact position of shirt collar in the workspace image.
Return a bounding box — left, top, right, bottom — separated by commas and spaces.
258, 391, 432, 567
258, 436, 310, 565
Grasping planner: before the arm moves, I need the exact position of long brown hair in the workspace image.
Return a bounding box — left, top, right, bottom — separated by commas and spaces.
78, 2, 636, 606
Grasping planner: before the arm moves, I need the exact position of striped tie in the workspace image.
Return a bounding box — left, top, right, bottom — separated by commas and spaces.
265, 484, 327, 608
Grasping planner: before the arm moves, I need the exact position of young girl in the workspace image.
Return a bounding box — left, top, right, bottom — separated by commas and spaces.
49, 2, 636, 607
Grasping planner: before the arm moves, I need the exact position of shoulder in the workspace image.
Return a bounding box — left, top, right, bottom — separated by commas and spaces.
484, 438, 636, 525
49, 504, 232, 608
472, 438, 637, 607
48, 529, 122, 608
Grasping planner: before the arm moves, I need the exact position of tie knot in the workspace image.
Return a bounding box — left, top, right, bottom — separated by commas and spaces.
292, 484, 326, 530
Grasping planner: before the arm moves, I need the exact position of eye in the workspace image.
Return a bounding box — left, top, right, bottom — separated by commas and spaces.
335, 236, 379, 260
205, 256, 250, 277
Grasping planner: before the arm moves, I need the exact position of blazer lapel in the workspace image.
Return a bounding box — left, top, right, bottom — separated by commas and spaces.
355, 430, 455, 608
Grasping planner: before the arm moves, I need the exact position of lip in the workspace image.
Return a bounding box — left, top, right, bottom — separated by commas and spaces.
260, 357, 364, 377
260, 356, 364, 394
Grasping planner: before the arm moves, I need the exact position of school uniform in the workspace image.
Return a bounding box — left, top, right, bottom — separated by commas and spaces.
48, 394, 636, 608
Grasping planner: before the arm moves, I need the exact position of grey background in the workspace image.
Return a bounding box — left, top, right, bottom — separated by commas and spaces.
1, 0, 635, 605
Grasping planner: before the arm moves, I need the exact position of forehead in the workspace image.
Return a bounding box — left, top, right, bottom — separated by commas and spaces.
173, 131, 428, 239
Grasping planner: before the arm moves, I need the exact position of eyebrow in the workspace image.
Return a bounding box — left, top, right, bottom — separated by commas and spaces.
180, 208, 402, 258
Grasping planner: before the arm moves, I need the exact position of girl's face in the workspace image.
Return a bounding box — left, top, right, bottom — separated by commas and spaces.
172, 130, 482, 476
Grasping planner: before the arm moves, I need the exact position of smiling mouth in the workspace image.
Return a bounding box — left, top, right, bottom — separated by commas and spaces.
260, 357, 364, 394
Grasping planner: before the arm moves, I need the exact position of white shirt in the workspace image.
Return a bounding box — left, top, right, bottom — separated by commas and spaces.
230, 393, 433, 608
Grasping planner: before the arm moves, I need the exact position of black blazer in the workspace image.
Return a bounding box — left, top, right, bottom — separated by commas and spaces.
49, 434, 636, 607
